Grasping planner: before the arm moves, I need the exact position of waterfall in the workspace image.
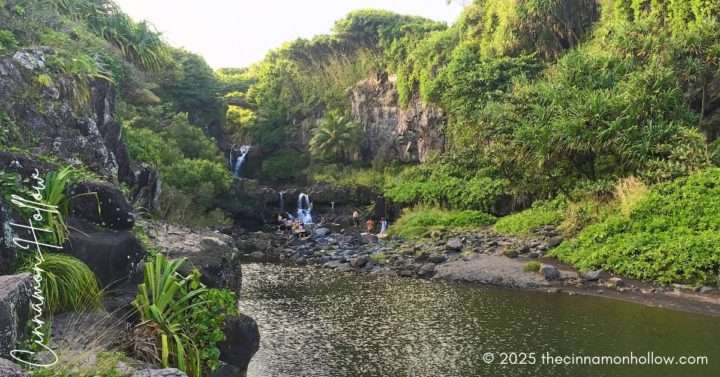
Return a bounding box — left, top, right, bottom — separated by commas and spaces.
380, 219, 388, 235
279, 191, 285, 212
232, 145, 251, 177
297, 193, 313, 225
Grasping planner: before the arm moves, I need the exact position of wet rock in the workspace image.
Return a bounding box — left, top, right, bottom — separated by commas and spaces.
219, 314, 260, 375
547, 236, 564, 248
351, 255, 369, 268
418, 263, 437, 278
445, 238, 463, 251
314, 227, 331, 237
0, 358, 29, 377
539, 264, 560, 281
362, 234, 379, 244
428, 254, 447, 264
249, 251, 266, 260
69, 182, 135, 230
580, 270, 602, 281
0, 274, 32, 358
132, 369, 188, 377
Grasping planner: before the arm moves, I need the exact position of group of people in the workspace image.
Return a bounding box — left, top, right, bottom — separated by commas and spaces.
278, 214, 311, 239
352, 210, 389, 237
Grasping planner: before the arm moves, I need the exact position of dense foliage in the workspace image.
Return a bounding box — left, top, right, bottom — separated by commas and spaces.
389, 206, 496, 239
552, 169, 720, 285
132, 254, 238, 376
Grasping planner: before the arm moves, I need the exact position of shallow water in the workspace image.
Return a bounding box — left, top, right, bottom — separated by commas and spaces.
241, 263, 720, 377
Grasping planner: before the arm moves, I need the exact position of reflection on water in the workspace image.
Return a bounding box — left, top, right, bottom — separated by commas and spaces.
241, 264, 720, 377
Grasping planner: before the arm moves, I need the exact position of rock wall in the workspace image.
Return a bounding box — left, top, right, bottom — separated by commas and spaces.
0, 48, 160, 210
350, 73, 445, 163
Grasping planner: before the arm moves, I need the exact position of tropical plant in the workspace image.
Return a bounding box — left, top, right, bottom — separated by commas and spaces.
132, 254, 237, 376
389, 206, 496, 239
133, 255, 206, 375
21, 254, 102, 314
309, 111, 361, 163
42, 166, 76, 244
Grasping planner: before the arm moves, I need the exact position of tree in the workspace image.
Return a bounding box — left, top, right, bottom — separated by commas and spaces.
309, 111, 361, 163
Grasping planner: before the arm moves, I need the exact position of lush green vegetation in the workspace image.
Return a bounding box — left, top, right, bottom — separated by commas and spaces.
494, 198, 566, 236
389, 206, 496, 239
309, 111, 361, 163
552, 169, 720, 285
132, 254, 238, 376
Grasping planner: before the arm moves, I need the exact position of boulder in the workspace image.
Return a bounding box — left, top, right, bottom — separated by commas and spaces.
445, 238, 463, 251
418, 263, 437, 278
69, 182, 135, 230
314, 227, 331, 237
362, 233, 378, 244
0, 274, 32, 357
539, 264, 561, 281
219, 314, 260, 375
580, 270, 602, 281
64, 218, 146, 287
350, 255, 369, 268
0, 358, 30, 377
428, 254, 447, 264
132, 369, 188, 377
547, 236, 564, 248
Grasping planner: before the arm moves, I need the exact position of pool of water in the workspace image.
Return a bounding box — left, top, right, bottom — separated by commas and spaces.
240, 263, 720, 377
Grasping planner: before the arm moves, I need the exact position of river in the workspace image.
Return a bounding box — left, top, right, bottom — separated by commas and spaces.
240, 263, 720, 377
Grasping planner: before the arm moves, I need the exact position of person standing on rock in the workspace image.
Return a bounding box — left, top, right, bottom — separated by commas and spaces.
366, 217, 376, 234
353, 210, 360, 227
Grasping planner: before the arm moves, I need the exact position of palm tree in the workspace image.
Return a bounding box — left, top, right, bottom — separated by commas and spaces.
309, 111, 361, 162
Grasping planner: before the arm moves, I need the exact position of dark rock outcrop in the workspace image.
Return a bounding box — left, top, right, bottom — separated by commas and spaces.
0, 200, 16, 275
0, 48, 123, 180
0, 274, 32, 358
350, 73, 445, 163
0, 358, 30, 377
69, 182, 136, 230
64, 218, 146, 287
218, 314, 260, 376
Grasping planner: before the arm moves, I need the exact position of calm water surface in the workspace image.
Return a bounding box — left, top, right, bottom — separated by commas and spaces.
241, 263, 720, 377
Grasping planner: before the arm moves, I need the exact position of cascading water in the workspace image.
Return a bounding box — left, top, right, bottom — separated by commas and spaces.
232, 145, 251, 177
279, 191, 286, 212
297, 193, 313, 225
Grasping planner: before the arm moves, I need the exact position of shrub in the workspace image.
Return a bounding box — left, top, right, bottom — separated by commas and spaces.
260, 149, 308, 182
21, 254, 102, 314
161, 159, 231, 200
385, 163, 508, 212
524, 261, 541, 273
551, 168, 720, 285
0, 29, 18, 52
132, 254, 238, 376
494, 198, 566, 236
390, 206, 496, 239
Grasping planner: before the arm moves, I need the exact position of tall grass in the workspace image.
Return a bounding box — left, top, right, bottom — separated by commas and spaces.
21, 254, 102, 314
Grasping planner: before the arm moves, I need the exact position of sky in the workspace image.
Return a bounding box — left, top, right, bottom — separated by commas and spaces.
114, 0, 467, 69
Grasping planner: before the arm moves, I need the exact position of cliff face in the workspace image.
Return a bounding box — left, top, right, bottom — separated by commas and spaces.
0, 48, 130, 181
350, 73, 445, 164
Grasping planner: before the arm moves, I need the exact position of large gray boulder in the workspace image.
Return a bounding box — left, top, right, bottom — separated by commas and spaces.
0, 358, 30, 377
144, 222, 243, 294
0, 274, 32, 358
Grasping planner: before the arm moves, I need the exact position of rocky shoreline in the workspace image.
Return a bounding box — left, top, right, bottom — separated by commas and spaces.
233, 225, 720, 317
